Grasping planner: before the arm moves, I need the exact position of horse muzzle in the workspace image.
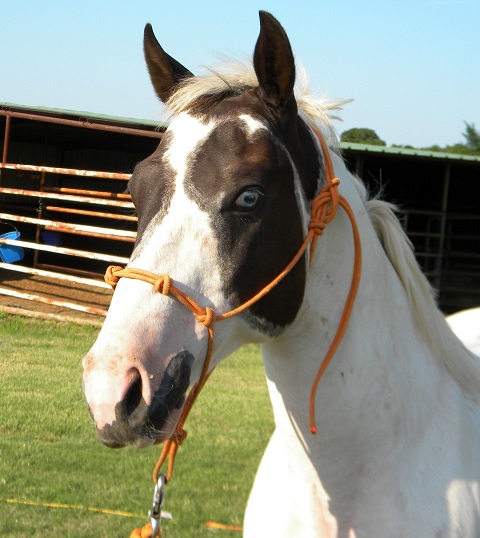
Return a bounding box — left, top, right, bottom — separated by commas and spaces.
82, 350, 194, 448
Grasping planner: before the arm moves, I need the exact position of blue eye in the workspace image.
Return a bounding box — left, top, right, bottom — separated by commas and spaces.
235, 189, 262, 209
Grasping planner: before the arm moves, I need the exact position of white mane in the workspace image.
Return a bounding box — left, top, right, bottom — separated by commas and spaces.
166, 60, 480, 402
165, 59, 349, 147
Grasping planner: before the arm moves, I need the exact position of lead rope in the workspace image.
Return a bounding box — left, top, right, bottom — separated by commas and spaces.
104, 129, 362, 537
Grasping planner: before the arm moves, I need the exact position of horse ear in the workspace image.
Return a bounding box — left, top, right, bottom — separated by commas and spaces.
144, 23, 194, 102
253, 11, 295, 108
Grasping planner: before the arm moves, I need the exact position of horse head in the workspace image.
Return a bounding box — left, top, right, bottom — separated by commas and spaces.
82, 12, 323, 448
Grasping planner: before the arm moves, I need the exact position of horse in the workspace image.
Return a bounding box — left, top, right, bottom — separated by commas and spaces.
82, 11, 480, 537
447, 307, 480, 357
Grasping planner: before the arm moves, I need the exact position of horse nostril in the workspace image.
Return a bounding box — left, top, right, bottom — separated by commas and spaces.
124, 369, 143, 418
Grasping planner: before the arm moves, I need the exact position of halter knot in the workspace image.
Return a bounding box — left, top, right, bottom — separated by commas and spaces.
196, 307, 215, 327
153, 274, 172, 296
310, 178, 340, 225
104, 265, 123, 289
308, 219, 327, 237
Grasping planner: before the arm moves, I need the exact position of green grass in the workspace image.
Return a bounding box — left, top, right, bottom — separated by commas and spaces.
0, 312, 274, 537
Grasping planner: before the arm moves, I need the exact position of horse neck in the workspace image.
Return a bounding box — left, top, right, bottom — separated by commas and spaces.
260, 164, 447, 482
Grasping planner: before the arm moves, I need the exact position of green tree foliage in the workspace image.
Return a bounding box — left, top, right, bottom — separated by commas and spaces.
340, 128, 386, 146
423, 122, 480, 156
463, 122, 480, 152
341, 123, 480, 156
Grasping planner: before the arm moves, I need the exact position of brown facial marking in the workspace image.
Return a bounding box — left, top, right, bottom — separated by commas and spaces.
128, 130, 176, 248
178, 93, 319, 332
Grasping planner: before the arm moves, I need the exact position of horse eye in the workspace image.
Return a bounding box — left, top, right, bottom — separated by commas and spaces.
234, 189, 262, 210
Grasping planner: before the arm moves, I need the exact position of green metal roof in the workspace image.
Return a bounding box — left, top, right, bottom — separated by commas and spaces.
0, 102, 166, 131
340, 141, 480, 164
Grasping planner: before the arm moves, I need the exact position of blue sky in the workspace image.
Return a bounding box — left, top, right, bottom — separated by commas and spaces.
2, 0, 478, 148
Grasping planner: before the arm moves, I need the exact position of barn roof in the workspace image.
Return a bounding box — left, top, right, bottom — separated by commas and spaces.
0, 102, 166, 132
341, 141, 480, 164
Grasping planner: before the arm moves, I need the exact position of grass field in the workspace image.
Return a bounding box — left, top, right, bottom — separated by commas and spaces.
0, 312, 274, 537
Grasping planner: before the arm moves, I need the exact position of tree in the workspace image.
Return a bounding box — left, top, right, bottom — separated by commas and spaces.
463, 122, 480, 152
423, 121, 480, 156
340, 128, 386, 147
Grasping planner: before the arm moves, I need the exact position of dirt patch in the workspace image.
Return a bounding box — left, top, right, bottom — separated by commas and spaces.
0, 269, 113, 326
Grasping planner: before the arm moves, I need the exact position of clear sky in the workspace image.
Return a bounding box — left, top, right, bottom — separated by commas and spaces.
2, 0, 479, 148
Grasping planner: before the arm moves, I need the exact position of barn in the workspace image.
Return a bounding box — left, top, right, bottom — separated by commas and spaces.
342, 143, 480, 312
1, 103, 479, 321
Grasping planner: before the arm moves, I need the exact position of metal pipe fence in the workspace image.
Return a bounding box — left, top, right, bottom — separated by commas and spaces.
0, 107, 162, 319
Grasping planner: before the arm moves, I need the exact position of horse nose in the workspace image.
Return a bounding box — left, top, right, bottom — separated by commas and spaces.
123, 369, 144, 418
83, 350, 195, 447
83, 364, 150, 448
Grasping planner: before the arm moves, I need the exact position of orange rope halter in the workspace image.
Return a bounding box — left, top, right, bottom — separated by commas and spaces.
106, 129, 362, 537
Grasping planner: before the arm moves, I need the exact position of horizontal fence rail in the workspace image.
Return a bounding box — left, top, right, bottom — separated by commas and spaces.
0, 162, 131, 180
0, 287, 108, 316
0, 236, 130, 264
45, 205, 137, 222
0, 109, 164, 140
45, 186, 132, 199
0, 213, 136, 242
0, 262, 111, 288
0, 186, 134, 208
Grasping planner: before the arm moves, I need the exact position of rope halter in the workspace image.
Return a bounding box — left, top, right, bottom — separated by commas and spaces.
104, 128, 362, 488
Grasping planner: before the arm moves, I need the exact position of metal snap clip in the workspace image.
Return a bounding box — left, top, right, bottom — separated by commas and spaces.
149, 472, 166, 537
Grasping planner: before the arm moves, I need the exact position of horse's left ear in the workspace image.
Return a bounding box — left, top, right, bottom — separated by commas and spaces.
144, 23, 194, 102
253, 11, 295, 108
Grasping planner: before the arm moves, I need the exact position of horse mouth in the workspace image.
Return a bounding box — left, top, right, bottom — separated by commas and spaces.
95, 351, 194, 448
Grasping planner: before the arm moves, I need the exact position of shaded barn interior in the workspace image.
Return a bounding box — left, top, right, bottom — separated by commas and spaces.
342, 143, 480, 312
